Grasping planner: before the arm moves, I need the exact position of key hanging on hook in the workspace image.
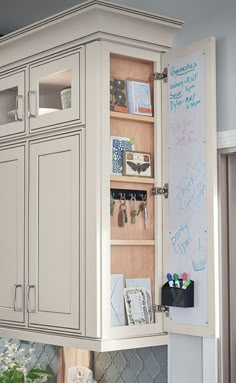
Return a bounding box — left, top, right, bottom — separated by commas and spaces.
118, 195, 128, 227
143, 196, 148, 229
130, 195, 137, 224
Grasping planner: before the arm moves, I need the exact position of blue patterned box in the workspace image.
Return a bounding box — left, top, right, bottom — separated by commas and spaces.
111, 136, 134, 176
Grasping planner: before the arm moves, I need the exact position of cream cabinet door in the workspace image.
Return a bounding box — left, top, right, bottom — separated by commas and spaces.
29, 132, 84, 331
29, 51, 84, 132
0, 145, 25, 323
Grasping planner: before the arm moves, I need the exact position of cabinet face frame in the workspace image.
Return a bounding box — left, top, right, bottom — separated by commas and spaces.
0, 70, 26, 138
0, 144, 25, 324
99, 41, 164, 339
29, 48, 85, 133
28, 131, 85, 333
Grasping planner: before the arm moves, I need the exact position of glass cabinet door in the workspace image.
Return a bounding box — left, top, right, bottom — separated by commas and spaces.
29, 51, 83, 132
0, 71, 25, 138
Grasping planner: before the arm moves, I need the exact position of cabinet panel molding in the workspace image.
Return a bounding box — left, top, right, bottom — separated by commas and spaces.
0, 144, 25, 323
29, 132, 84, 332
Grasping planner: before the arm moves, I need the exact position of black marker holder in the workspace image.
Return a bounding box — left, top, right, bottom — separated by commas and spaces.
161, 280, 194, 308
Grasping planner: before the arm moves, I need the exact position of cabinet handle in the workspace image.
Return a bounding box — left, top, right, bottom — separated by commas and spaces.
15, 95, 23, 121
27, 285, 36, 313
28, 91, 37, 118
13, 284, 22, 312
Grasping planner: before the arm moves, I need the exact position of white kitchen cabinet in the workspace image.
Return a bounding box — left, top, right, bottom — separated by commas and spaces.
0, 50, 83, 139
0, 0, 218, 352
0, 144, 25, 323
28, 132, 84, 332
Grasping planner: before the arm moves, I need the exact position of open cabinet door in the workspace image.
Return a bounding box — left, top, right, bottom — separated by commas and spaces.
162, 38, 218, 336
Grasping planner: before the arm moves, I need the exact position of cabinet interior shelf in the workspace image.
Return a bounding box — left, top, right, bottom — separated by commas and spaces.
111, 240, 155, 246
110, 111, 154, 123
110, 175, 155, 184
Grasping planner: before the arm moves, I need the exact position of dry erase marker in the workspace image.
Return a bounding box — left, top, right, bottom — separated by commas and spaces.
182, 273, 191, 289
182, 272, 188, 282
183, 279, 191, 289
173, 273, 180, 288
182, 272, 188, 288
166, 273, 174, 287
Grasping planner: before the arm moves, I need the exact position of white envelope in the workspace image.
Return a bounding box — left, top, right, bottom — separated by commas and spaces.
111, 274, 125, 326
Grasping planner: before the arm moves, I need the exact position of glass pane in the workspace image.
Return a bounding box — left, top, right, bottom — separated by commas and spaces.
0, 86, 18, 126
38, 69, 72, 116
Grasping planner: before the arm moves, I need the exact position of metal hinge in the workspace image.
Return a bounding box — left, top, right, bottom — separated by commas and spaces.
152, 183, 169, 198
152, 304, 170, 317
152, 68, 168, 82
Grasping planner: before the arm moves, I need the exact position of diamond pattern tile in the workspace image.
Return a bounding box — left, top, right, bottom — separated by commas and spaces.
145, 354, 161, 378
94, 346, 167, 383
129, 353, 143, 376
113, 352, 127, 373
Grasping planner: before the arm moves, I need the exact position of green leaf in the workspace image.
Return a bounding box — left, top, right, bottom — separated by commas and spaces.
26, 368, 54, 380
0, 368, 24, 383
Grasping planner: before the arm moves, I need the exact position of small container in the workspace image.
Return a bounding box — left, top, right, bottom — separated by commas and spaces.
161, 279, 194, 308
61, 87, 71, 109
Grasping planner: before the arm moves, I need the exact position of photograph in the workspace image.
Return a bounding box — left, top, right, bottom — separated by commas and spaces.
123, 150, 152, 177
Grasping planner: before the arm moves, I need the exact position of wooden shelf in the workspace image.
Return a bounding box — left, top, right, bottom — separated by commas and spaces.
111, 240, 155, 246
110, 176, 155, 184
110, 111, 154, 123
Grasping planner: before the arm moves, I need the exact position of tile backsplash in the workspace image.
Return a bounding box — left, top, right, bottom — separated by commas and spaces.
93, 346, 167, 383
0, 339, 167, 383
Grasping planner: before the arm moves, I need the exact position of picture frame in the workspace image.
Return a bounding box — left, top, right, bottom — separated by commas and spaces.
126, 278, 153, 323
123, 150, 152, 178
124, 287, 150, 325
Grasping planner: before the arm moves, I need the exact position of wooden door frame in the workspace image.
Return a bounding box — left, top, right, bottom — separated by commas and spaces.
217, 147, 236, 383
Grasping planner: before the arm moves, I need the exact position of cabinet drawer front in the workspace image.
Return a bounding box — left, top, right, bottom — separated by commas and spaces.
29, 132, 84, 331
29, 50, 84, 132
0, 145, 25, 323
0, 71, 25, 138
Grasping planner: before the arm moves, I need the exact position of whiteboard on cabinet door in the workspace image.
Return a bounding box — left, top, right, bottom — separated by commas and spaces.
162, 38, 217, 336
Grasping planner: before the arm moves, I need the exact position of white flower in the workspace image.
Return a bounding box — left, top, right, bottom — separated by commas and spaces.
9, 362, 16, 368
29, 348, 35, 354
16, 367, 24, 372
7, 344, 18, 354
